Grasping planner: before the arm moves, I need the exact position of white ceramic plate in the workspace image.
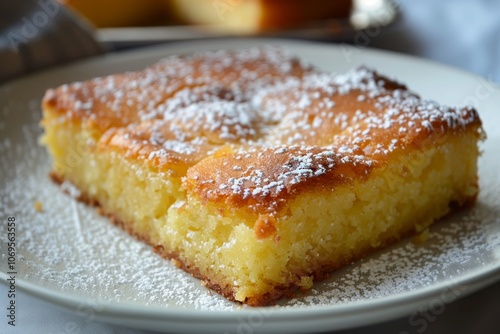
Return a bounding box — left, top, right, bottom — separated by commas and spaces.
1, 39, 500, 334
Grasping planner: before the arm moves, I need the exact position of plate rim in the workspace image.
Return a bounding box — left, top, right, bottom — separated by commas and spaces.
1, 38, 500, 333
2, 266, 500, 333
2, 37, 499, 94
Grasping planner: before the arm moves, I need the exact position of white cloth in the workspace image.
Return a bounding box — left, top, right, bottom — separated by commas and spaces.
3, 0, 500, 333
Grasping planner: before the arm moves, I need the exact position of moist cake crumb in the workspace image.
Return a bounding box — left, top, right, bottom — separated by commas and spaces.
2, 101, 498, 310
39, 47, 485, 306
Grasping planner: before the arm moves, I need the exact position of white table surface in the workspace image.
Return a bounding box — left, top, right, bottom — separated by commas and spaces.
2, 0, 500, 333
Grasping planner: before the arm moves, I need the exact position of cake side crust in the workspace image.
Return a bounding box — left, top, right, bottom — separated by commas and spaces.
39, 48, 485, 306
49, 168, 479, 306
43, 108, 482, 305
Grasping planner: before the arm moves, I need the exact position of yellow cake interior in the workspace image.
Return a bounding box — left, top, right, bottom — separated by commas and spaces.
40, 47, 484, 305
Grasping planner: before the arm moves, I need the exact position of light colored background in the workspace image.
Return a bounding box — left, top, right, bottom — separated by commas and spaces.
2, 0, 500, 333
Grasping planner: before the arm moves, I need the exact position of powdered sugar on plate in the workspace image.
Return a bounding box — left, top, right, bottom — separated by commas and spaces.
1, 98, 499, 311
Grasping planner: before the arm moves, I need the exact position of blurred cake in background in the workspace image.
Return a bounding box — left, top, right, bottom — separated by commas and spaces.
59, 0, 352, 33
169, 0, 352, 33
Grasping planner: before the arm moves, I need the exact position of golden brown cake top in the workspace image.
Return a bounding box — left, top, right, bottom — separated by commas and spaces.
183, 68, 481, 214
43, 46, 312, 133
184, 145, 375, 215
43, 47, 484, 215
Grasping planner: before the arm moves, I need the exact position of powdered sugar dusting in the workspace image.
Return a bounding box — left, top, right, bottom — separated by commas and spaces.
3, 41, 500, 315
282, 204, 500, 307
51, 49, 481, 180
207, 145, 371, 204
0, 110, 234, 310
55, 46, 307, 126
1, 102, 499, 311
252, 67, 479, 150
